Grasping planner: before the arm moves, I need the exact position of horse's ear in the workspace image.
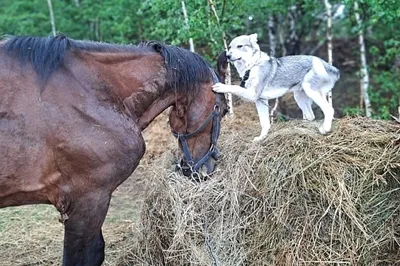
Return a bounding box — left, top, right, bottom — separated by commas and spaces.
216, 51, 228, 83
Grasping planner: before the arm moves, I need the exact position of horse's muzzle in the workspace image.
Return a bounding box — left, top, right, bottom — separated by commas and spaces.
177, 155, 218, 181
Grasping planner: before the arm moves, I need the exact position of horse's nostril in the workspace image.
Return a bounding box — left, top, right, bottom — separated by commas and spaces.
178, 160, 193, 177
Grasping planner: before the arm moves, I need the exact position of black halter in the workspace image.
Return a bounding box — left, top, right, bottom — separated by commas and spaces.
172, 71, 222, 178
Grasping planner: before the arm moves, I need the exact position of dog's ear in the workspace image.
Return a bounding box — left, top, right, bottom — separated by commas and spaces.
249, 33, 258, 43
249, 33, 260, 51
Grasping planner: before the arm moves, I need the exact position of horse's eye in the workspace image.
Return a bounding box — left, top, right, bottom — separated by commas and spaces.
237, 45, 243, 48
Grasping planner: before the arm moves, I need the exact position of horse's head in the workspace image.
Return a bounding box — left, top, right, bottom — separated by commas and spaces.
169, 72, 228, 180
143, 42, 228, 180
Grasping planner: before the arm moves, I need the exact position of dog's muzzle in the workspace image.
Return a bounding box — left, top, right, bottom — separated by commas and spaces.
227, 55, 241, 62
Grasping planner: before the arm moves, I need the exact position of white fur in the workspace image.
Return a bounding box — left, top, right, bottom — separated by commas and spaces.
213, 34, 336, 141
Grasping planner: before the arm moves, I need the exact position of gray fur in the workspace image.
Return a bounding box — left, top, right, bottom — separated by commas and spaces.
213, 33, 340, 140
255, 55, 340, 96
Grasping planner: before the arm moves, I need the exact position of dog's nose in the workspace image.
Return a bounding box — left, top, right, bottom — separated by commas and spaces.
226, 54, 231, 60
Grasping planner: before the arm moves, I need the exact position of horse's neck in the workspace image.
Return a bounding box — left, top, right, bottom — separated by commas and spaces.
125, 91, 176, 131
81, 52, 174, 131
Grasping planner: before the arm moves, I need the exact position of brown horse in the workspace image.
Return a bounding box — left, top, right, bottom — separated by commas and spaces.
0, 35, 227, 265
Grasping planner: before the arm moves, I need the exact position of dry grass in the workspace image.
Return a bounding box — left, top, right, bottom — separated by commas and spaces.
1, 102, 399, 265
122, 117, 400, 266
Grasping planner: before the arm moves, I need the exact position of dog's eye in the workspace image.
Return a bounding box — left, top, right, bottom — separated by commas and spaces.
237, 45, 243, 48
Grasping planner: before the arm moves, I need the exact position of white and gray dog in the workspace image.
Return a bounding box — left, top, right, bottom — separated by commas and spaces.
213, 33, 340, 141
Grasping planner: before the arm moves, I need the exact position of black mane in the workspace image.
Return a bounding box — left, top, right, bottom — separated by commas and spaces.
140, 41, 212, 93
2, 35, 213, 94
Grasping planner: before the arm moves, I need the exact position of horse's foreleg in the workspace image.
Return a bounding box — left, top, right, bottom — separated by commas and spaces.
62, 191, 111, 266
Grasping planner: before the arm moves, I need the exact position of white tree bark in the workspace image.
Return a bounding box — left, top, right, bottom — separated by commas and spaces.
354, 0, 372, 117
268, 15, 276, 57
277, 14, 287, 57
74, 0, 80, 7
208, 0, 234, 116
324, 0, 333, 107
47, 0, 56, 37
268, 14, 279, 122
181, 0, 195, 52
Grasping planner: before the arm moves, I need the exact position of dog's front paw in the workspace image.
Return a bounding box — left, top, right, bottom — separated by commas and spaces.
212, 83, 229, 93
252, 136, 265, 142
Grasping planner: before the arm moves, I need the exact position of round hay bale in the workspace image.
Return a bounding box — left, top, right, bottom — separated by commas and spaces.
121, 117, 400, 266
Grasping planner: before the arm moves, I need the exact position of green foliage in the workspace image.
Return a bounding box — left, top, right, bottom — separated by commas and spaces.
342, 0, 400, 119
0, 0, 50, 36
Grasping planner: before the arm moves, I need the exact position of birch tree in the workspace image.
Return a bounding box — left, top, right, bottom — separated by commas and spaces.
268, 14, 279, 121
46, 0, 56, 36
354, 0, 372, 117
181, 0, 195, 52
208, 0, 234, 116
268, 15, 276, 57
277, 14, 287, 57
324, 0, 333, 107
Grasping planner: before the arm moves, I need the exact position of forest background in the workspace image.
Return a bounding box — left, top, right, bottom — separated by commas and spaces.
0, 0, 398, 119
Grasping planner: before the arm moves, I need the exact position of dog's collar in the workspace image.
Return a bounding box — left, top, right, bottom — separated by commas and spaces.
245, 50, 262, 70
240, 51, 264, 88
240, 70, 250, 88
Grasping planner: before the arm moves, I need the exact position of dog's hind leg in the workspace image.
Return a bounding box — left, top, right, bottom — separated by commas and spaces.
253, 99, 270, 142
302, 82, 334, 134
294, 90, 315, 121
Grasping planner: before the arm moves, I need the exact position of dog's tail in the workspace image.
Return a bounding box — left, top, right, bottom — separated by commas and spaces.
312, 57, 340, 82
326, 64, 340, 81
216, 51, 228, 83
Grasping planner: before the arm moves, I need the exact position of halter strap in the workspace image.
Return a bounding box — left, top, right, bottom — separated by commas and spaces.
172, 69, 222, 177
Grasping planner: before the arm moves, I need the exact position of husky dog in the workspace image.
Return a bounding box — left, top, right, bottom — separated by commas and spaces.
213, 33, 340, 141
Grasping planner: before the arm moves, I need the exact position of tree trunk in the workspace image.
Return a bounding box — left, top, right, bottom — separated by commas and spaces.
324, 0, 333, 107
208, 0, 234, 116
181, 0, 195, 52
268, 14, 279, 122
286, 5, 301, 55
277, 14, 287, 57
74, 0, 80, 7
46, 0, 56, 37
354, 0, 372, 117
268, 15, 276, 57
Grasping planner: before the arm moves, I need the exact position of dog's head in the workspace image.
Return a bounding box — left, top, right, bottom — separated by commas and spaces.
226, 33, 260, 64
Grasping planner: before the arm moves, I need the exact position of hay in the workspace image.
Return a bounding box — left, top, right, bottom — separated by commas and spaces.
121, 117, 400, 266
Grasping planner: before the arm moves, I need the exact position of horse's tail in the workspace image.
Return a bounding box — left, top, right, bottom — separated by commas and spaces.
216, 51, 228, 84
